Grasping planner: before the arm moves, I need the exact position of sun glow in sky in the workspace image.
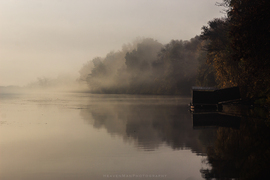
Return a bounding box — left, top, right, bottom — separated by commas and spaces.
0, 0, 223, 86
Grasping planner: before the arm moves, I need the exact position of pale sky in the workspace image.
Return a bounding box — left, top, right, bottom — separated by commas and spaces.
0, 0, 223, 86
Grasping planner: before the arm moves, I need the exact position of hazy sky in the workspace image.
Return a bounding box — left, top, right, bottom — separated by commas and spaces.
0, 0, 223, 86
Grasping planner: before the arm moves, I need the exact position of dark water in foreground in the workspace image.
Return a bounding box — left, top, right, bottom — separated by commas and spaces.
0, 93, 269, 180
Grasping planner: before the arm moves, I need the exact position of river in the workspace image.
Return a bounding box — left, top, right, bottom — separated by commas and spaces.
0, 92, 269, 180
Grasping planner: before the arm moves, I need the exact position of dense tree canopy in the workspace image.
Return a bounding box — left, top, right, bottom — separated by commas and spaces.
79, 37, 202, 95
228, 0, 270, 99
200, 0, 270, 104
200, 18, 239, 88
78, 0, 270, 105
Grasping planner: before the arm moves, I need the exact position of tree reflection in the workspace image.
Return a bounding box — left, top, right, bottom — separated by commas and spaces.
79, 99, 215, 153
201, 116, 270, 180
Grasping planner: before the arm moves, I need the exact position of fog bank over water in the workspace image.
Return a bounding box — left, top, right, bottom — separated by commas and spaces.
0, 74, 89, 94
0, 0, 223, 87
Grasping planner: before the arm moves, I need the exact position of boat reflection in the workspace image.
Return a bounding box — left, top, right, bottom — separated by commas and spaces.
192, 112, 241, 129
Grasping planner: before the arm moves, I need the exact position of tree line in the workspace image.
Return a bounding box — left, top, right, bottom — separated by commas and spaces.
200, 0, 270, 105
79, 0, 270, 104
79, 37, 201, 95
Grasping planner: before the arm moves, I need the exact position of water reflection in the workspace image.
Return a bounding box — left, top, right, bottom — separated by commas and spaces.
0, 93, 217, 180
192, 112, 241, 129
4, 93, 269, 179
79, 96, 216, 154
201, 112, 270, 179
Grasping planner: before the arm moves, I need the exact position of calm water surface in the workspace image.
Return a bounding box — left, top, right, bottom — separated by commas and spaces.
2, 92, 269, 180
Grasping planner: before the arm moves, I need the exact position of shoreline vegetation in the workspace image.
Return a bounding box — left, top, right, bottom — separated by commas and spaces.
3, 1, 269, 108
79, 37, 200, 96
78, 1, 270, 107
80, 0, 270, 105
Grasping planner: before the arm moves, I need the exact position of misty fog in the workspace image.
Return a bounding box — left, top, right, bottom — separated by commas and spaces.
2, 1, 270, 180
78, 37, 202, 95
1, 36, 205, 96
0, 1, 223, 180
0, 0, 223, 88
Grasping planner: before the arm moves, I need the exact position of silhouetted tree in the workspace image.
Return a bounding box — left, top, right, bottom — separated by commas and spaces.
228, 0, 270, 100
201, 0, 270, 104
200, 18, 239, 88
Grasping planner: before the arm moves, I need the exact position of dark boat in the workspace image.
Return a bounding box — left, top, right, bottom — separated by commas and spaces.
190, 86, 241, 111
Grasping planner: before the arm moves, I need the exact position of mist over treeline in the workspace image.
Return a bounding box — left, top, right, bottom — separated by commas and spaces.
79, 0, 270, 105
79, 37, 203, 95
22, 74, 88, 92
18, 0, 269, 103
